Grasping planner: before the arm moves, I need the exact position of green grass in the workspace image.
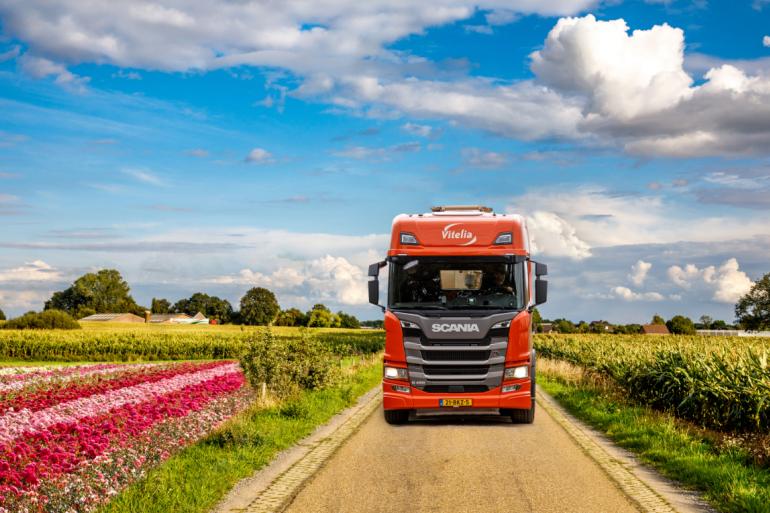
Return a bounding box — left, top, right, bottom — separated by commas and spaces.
99, 357, 382, 513
539, 373, 770, 513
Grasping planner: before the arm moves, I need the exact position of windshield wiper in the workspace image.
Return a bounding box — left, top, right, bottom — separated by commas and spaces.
393, 304, 447, 310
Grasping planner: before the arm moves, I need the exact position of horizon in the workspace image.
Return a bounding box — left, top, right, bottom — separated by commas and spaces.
2, 1, 770, 323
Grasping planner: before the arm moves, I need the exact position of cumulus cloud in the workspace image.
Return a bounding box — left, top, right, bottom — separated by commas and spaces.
245, 148, 273, 164
0, 260, 63, 282
524, 211, 592, 260
333, 142, 420, 160
209, 255, 367, 305
612, 286, 665, 302
507, 186, 770, 258
668, 258, 753, 303
629, 260, 652, 286
764, 35, 770, 47
5, 5, 770, 156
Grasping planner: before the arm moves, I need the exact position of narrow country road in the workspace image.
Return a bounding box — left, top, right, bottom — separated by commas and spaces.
283, 406, 641, 513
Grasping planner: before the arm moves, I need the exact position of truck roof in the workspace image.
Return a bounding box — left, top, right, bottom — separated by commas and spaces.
388, 206, 530, 256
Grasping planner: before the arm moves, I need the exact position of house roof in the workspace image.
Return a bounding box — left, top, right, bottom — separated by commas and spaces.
149, 313, 191, 322
641, 324, 670, 335
80, 313, 145, 322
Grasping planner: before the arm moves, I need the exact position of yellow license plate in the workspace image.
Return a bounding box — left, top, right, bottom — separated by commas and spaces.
439, 398, 472, 407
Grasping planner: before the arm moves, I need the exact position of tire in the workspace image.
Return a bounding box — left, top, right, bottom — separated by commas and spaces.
504, 401, 536, 424
384, 409, 410, 425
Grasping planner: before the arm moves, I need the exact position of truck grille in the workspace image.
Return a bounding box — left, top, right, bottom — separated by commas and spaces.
423, 365, 488, 376
421, 350, 491, 361
423, 385, 489, 393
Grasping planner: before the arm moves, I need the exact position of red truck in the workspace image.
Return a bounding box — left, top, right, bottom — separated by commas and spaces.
368, 205, 547, 424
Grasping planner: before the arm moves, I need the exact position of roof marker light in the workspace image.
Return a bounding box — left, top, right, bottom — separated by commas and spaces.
494, 232, 513, 245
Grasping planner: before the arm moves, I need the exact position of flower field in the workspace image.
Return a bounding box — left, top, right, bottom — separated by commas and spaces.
0, 361, 251, 513
535, 334, 770, 432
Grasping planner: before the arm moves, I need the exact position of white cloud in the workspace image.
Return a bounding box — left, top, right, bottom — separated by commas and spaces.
612, 286, 665, 302
629, 260, 652, 286
0, 260, 63, 282
461, 147, 508, 169
18, 54, 89, 91
524, 211, 592, 260
764, 35, 770, 47
0, 289, 51, 310
532, 15, 693, 120
402, 122, 434, 137
667, 258, 753, 303
122, 167, 164, 185
209, 255, 367, 305
333, 142, 420, 160
507, 186, 770, 256
245, 148, 273, 164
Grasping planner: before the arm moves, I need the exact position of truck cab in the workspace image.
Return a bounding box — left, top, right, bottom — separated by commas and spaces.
368, 206, 547, 424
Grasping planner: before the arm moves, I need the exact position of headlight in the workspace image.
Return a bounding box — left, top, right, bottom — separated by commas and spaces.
384, 366, 409, 381
504, 365, 529, 380
400, 320, 419, 329
491, 319, 511, 330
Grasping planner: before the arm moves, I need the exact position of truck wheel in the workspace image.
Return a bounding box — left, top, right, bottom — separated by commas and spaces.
506, 401, 536, 424
384, 409, 410, 425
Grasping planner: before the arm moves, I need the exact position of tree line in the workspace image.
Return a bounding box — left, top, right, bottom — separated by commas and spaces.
1, 268, 361, 327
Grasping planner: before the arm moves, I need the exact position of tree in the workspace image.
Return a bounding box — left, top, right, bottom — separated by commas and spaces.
552, 318, 576, 334
239, 287, 280, 326
274, 308, 308, 327
651, 314, 666, 325
360, 320, 384, 329
0, 307, 5, 321
735, 273, 770, 331
699, 315, 713, 329
666, 315, 696, 335
337, 311, 360, 329
711, 319, 730, 330
173, 293, 233, 323
45, 269, 142, 318
151, 298, 171, 314
307, 308, 333, 327
2, 310, 80, 330
531, 308, 543, 332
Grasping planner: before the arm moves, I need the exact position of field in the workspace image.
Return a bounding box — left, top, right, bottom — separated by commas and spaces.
0, 323, 384, 362
535, 333, 770, 432
0, 325, 385, 513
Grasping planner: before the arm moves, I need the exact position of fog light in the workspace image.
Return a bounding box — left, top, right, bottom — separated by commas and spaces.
384, 366, 408, 381
503, 365, 529, 380
391, 385, 411, 393
502, 384, 521, 393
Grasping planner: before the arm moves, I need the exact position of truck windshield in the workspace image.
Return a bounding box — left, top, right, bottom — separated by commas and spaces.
388, 257, 526, 311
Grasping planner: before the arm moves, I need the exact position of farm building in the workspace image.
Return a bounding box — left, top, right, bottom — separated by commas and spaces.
641, 324, 670, 335
80, 313, 145, 323
148, 312, 208, 324
539, 323, 554, 333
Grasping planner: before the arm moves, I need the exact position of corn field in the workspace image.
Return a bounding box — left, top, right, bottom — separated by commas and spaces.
0, 326, 385, 362
535, 334, 770, 433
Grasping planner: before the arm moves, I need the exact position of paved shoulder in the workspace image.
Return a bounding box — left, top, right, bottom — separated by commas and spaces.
284, 402, 641, 513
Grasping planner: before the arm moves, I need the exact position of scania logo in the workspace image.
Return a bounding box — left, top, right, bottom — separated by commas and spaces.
431, 323, 480, 333
441, 223, 477, 246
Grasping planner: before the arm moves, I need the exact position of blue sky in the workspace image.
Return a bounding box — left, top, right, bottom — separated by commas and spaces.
1, 0, 770, 322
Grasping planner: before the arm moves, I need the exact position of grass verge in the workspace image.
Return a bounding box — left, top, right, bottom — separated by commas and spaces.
538, 360, 770, 513
99, 356, 382, 513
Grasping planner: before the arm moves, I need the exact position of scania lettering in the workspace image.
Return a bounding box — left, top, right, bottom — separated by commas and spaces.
368, 205, 548, 425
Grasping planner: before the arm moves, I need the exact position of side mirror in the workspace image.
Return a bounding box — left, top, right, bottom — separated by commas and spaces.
368, 260, 387, 309
535, 279, 548, 305
535, 262, 548, 277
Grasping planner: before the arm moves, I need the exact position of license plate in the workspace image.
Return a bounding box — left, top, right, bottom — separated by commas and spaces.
439, 398, 472, 407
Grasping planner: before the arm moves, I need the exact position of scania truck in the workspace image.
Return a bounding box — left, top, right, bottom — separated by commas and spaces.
368, 205, 547, 424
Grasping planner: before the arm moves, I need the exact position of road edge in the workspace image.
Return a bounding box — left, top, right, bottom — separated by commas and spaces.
212, 385, 382, 513
537, 391, 716, 513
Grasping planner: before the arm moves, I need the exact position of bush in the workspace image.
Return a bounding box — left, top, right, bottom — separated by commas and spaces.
666, 315, 696, 335
2, 310, 81, 330
239, 328, 339, 398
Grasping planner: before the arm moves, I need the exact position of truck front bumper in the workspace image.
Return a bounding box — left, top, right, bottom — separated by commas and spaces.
382, 378, 532, 410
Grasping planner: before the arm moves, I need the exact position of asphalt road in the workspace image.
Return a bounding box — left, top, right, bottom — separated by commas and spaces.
283, 406, 641, 513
